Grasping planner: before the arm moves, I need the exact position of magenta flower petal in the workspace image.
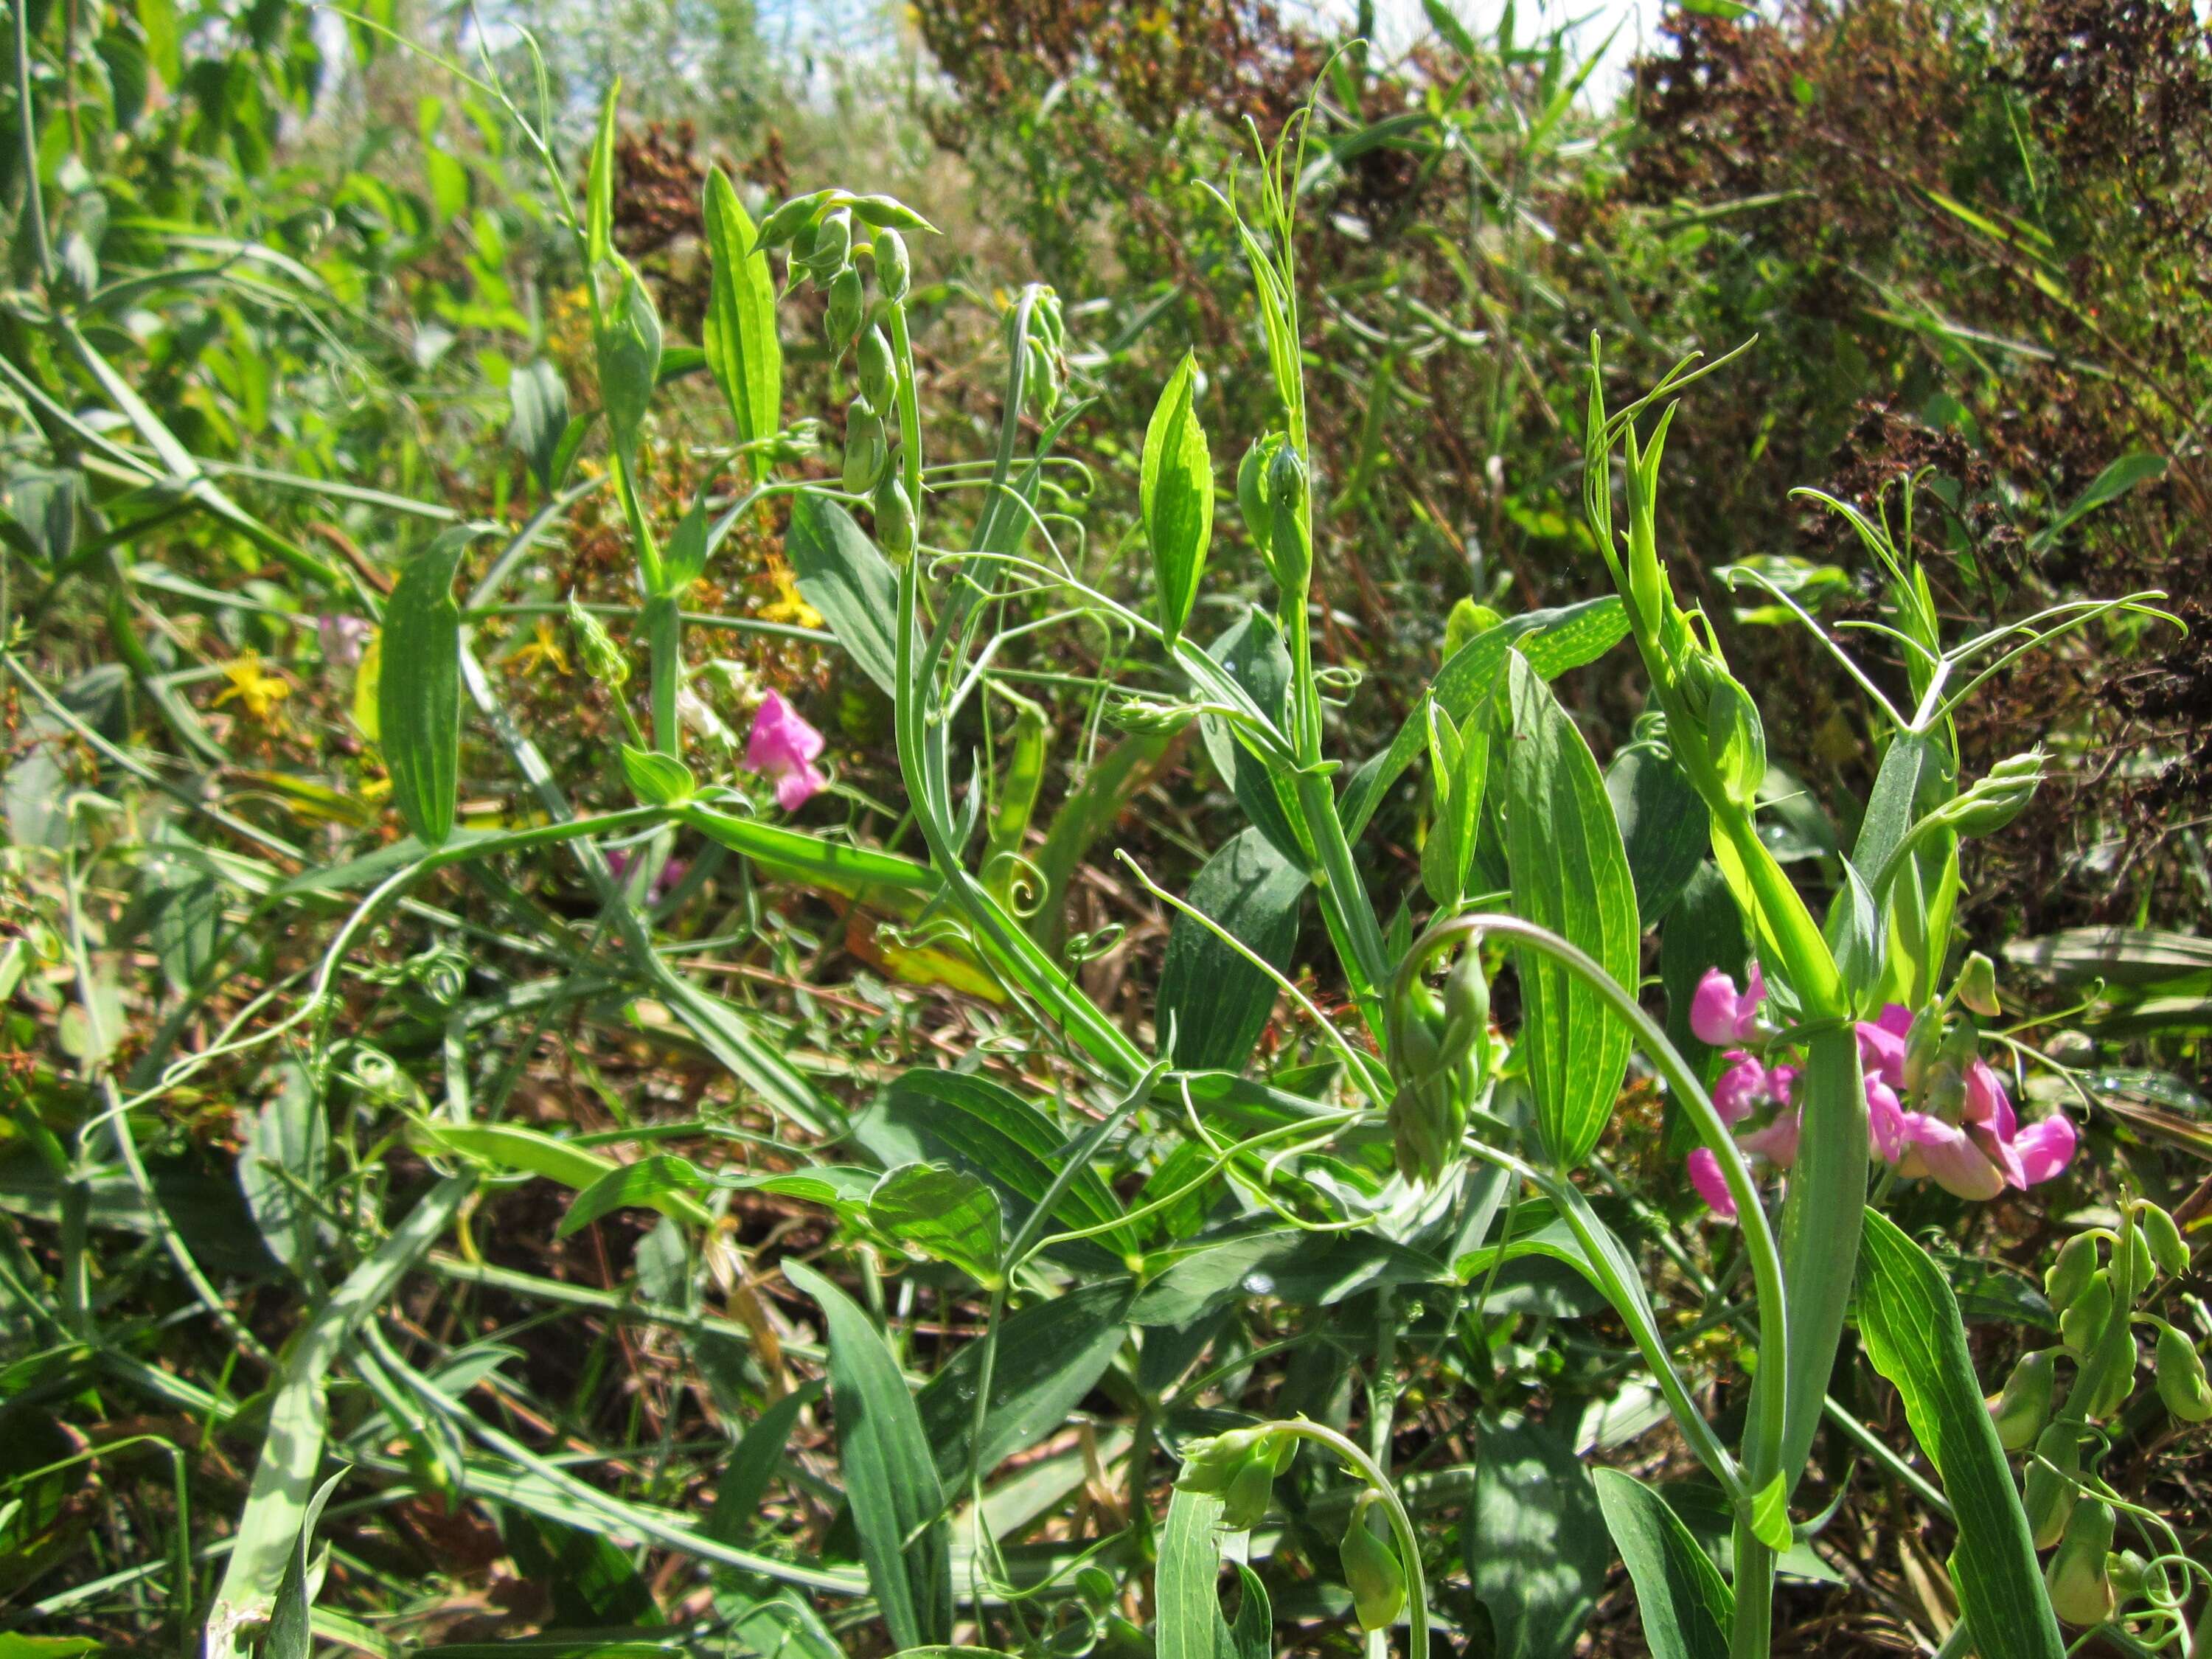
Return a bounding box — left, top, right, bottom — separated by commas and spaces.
1876, 1003, 1913, 1037
1688, 1148, 1739, 1220
1857, 1019, 1907, 1090
1767, 1064, 1798, 1107
1964, 1059, 2017, 1139
2014, 1114, 2078, 1186
1691, 970, 1745, 1047
745, 692, 828, 810
1899, 1113, 2007, 1200
319, 613, 371, 667
1740, 1107, 1801, 1169
1713, 1051, 1767, 1125
1865, 1077, 1906, 1163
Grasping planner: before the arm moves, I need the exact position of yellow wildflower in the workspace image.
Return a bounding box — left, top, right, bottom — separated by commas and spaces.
212, 652, 291, 726
507, 615, 572, 677
758, 560, 824, 630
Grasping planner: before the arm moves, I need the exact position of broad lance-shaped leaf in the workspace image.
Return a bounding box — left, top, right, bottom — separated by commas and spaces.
787, 493, 908, 698
597, 264, 664, 470
1856, 1208, 2064, 1659
703, 167, 784, 477
1141, 350, 1214, 646
378, 527, 474, 846
1592, 1469, 1731, 1659
1156, 827, 1306, 1075
1502, 653, 1638, 1168
585, 80, 618, 269
1158, 1486, 1273, 1659
782, 1259, 953, 1650
867, 1161, 1004, 1282
1467, 1413, 1608, 1659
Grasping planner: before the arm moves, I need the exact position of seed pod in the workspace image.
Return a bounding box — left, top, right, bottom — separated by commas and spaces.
566, 595, 629, 688
874, 228, 911, 302
2060, 1268, 2113, 1356
2154, 1325, 2212, 1422
1989, 1350, 2056, 1453
1957, 951, 2001, 1018
842, 398, 886, 494
2140, 1203, 2188, 1277
2045, 1499, 2116, 1627
873, 470, 916, 560
824, 265, 865, 352
1339, 1498, 1407, 1633
2046, 1232, 2100, 1313
857, 326, 896, 407
2024, 1422, 2081, 1550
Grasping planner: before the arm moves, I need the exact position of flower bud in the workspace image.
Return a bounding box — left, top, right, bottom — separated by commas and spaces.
756, 189, 833, 249
567, 595, 629, 688
804, 208, 852, 281
1339, 1498, 1406, 1633
873, 471, 915, 560
2139, 1203, 2188, 1278
1903, 1004, 1944, 1096
2059, 1268, 2112, 1356
1264, 443, 1310, 594
2045, 1499, 2116, 1627
2107, 1549, 2151, 1604
843, 398, 886, 493
1940, 749, 2045, 838
1175, 1426, 1269, 1496
2083, 1321, 2137, 1422
2046, 1232, 2100, 1312
2154, 1325, 2212, 1422
857, 325, 897, 407
1956, 951, 2000, 1018
874, 229, 911, 302
2023, 1422, 2080, 1549
1237, 435, 1281, 565
1700, 669, 1767, 808
1222, 1457, 1277, 1531
1988, 1349, 2055, 1452
824, 265, 865, 352
1440, 945, 1493, 1082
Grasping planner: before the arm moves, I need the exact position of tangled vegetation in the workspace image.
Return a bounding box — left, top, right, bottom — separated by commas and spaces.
1, 2, 2206, 1658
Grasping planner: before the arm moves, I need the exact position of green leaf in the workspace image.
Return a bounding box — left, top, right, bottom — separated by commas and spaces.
557, 1155, 709, 1238
787, 493, 906, 698
1607, 742, 1709, 925
1591, 1469, 1732, 1659
1467, 1414, 1607, 1659
915, 1280, 1134, 1489
1420, 699, 1492, 908
1198, 611, 1301, 862
597, 265, 664, 469
2028, 451, 2166, 554
586, 82, 619, 271
1141, 352, 1214, 646
867, 1163, 1004, 1282
238, 1060, 327, 1270
1156, 827, 1307, 1074
1156, 1486, 1231, 1659
265, 1468, 346, 1659
1856, 1208, 2064, 1659
137, 0, 181, 85
1130, 1229, 1444, 1326
507, 361, 571, 495
783, 1259, 953, 1650
507, 1512, 664, 1629
1503, 655, 1638, 1167
705, 1381, 824, 1545
619, 743, 695, 807
703, 167, 784, 478
378, 527, 473, 846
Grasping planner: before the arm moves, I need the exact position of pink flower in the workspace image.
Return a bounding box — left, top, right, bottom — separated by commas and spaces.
1739, 1108, 1801, 1168
1865, 1076, 1906, 1163
1688, 1149, 1738, 1220
319, 613, 371, 667
744, 692, 827, 810
1714, 1051, 1769, 1125
1857, 1009, 1910, 1089
1691, 965, 1767, 1047
1896, 1113, 2008, 1200
606, 849, 688, 899
2013, 1113, 2078, 1186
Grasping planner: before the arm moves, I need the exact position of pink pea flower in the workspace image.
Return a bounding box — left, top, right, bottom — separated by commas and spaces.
605, 849, 689, 899
1857, 1007, 1911, 1090
743, 692, 827, 810
319, 613, 372, 667
2013, 1113, 2079, 1186
1713, 1051, 1770, 1126
1865, 1076, 1907, 1163
1687, 1149, 1738, 1220
1691, 964, 1767, 1047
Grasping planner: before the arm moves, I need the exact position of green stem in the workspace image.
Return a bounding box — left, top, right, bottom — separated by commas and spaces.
12, 0, 51, 283
1728, 1526, 1774, 1659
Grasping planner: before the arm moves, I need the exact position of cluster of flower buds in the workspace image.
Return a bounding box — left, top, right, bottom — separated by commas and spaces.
1174, 1425, 1298, 1531
1017, 288, 1068, 417
1682, 959, 2076, 1218
754, 189, 931, 560
1989, 1200, 2202, 1624
1385, 945, 1493, 1186
1338, 1491, 1408, 1632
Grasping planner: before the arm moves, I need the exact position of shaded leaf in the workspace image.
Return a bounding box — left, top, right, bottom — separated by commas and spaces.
1157, 827, 1306, 1075
1592, 1469, 1731, 1659
378, 527, 473, 846
1467, 1415, 1607, 1659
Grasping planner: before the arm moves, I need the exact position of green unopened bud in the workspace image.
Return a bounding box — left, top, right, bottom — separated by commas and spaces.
1175, 1426, 1269, 1496
804, 209, 852, 280
1177, 1425, 1295, 1531
1264, 444, 1310, 595
824, 265, 865, 352
1701, 670, 1766, 808
567, 596, 630, 687
2124, 1225, 2155, 1298
1440, 946, 1494, 1082
2023, 1422, 2081, 1550
1339, 1496, 1406, 1633
843, 398, 886, 493
756, 189, 833, 249
1939, 749, 2045, 838
1105, 695, 1197, 736
2046, 1233, 2101, 1312
873, 470, 915, 560
2154, 1325, 2212, 1422
2059, 1269, 2113, 1356
857, 326, 896, 406
1222, 1457, 1276, 1531
2139, 1203, 2188, 1278
2045, 1028, 2095, 1067
2084, 1321, 2138, 1421
1957, 951, 2001, 1018
2107, 1549, 2152, 1604
1989, 1350, 2056, 1452
874, 229, 911, 302
1903, 1004, 1944, 1096
1237, 435, 1281, 565
2045, 1499, 2116, 1627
